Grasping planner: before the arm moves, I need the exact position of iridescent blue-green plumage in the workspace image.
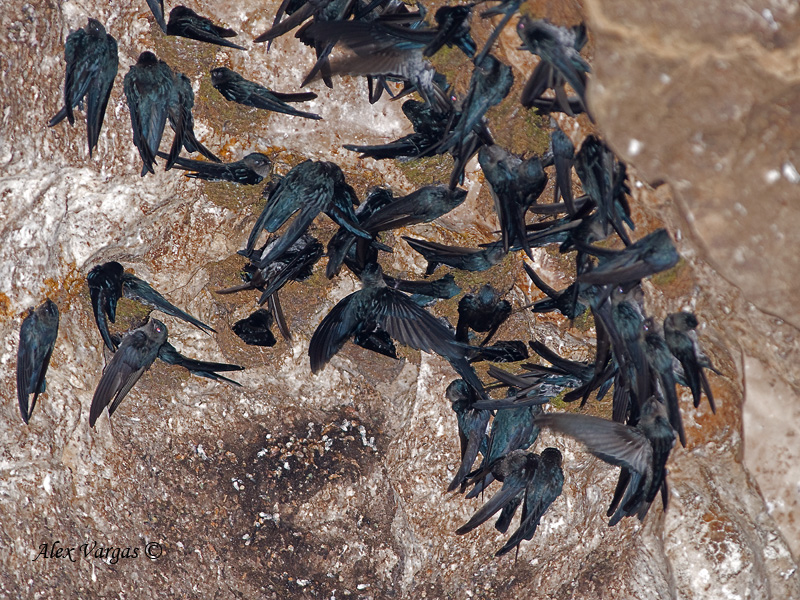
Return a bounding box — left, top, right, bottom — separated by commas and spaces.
300, 20, 452, 113
465, 399, 542, 498
437, 54, 513, 156
121, 271, 215, 334
643, 318, 686, 447
166, 70, 220, 169
326, 186, 396, 279
551, 127, 576, 215
403, 237, 506, 275
455, 449, 536, 535
361, 185, 468, 234
574, 135, 633, 244
87, 261, 215, 348
221, 234, 322, 340
344, 99, 455, 160
537, 396, 674, 526
578, 228, 678, 286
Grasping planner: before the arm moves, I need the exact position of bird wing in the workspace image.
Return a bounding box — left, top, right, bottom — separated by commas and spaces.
90, 331, 150, 425
146, 0, 168, 32
62, 29, 91, 124
85, 36, 118, 155
17, 317, 51, 422
157, 342, 243, 386
456, 477, 526, 535
156, 152, 232, 180
179, 22, 245, 49
308, 293, 361, 373
448, 410, 487, 492
537, 412, 652, 474
376, 288, 455, 356
124, 70, 169, 174
121, 275, 214, 333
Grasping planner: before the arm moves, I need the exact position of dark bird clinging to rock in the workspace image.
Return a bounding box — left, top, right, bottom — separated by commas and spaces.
403, 237, 506, 275
464, 397, 542, 497
360, 185, 468, 234
246, 160, 370, 268
664, 312, 720, 414
300, 20, 452, 113
456, 284, 511, 345
87, 261, 125, 352
577, 228, 679, 286
166, 6, 245, 50
105, 331, 245, 387
437, 54, 513, 156
448, 378, 492, 492
551, 127, 576, 215
478, 144, 548, 258
495, 447, 563, 558
123, 51, 175, 176
165, 69, 220, 169
17, 299, 60, 424
156, 151, 272, 185
309, 263, 487, 398
343, 98, 454, 160
48, 18, 118, 157
517, 17, 590, 116
232, 309, 277, 348
211, 67, 321, 120
124, 52, 218, 175
89, 318, 168, 427
643, 318, 687, 447
574, 134, 633, 243
87, 261, 215, 351
455, 449, 536, 535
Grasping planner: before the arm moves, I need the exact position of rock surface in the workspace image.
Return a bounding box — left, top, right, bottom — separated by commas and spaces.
0, 1, 797, 599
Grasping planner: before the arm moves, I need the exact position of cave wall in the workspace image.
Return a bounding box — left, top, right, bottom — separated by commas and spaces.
0, 0, 797, 598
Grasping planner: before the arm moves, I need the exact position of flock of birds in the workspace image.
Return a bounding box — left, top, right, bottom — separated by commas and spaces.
16, 0, 722, 558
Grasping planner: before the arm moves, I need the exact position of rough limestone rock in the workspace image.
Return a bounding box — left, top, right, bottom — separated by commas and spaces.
0, 1, 797, 599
